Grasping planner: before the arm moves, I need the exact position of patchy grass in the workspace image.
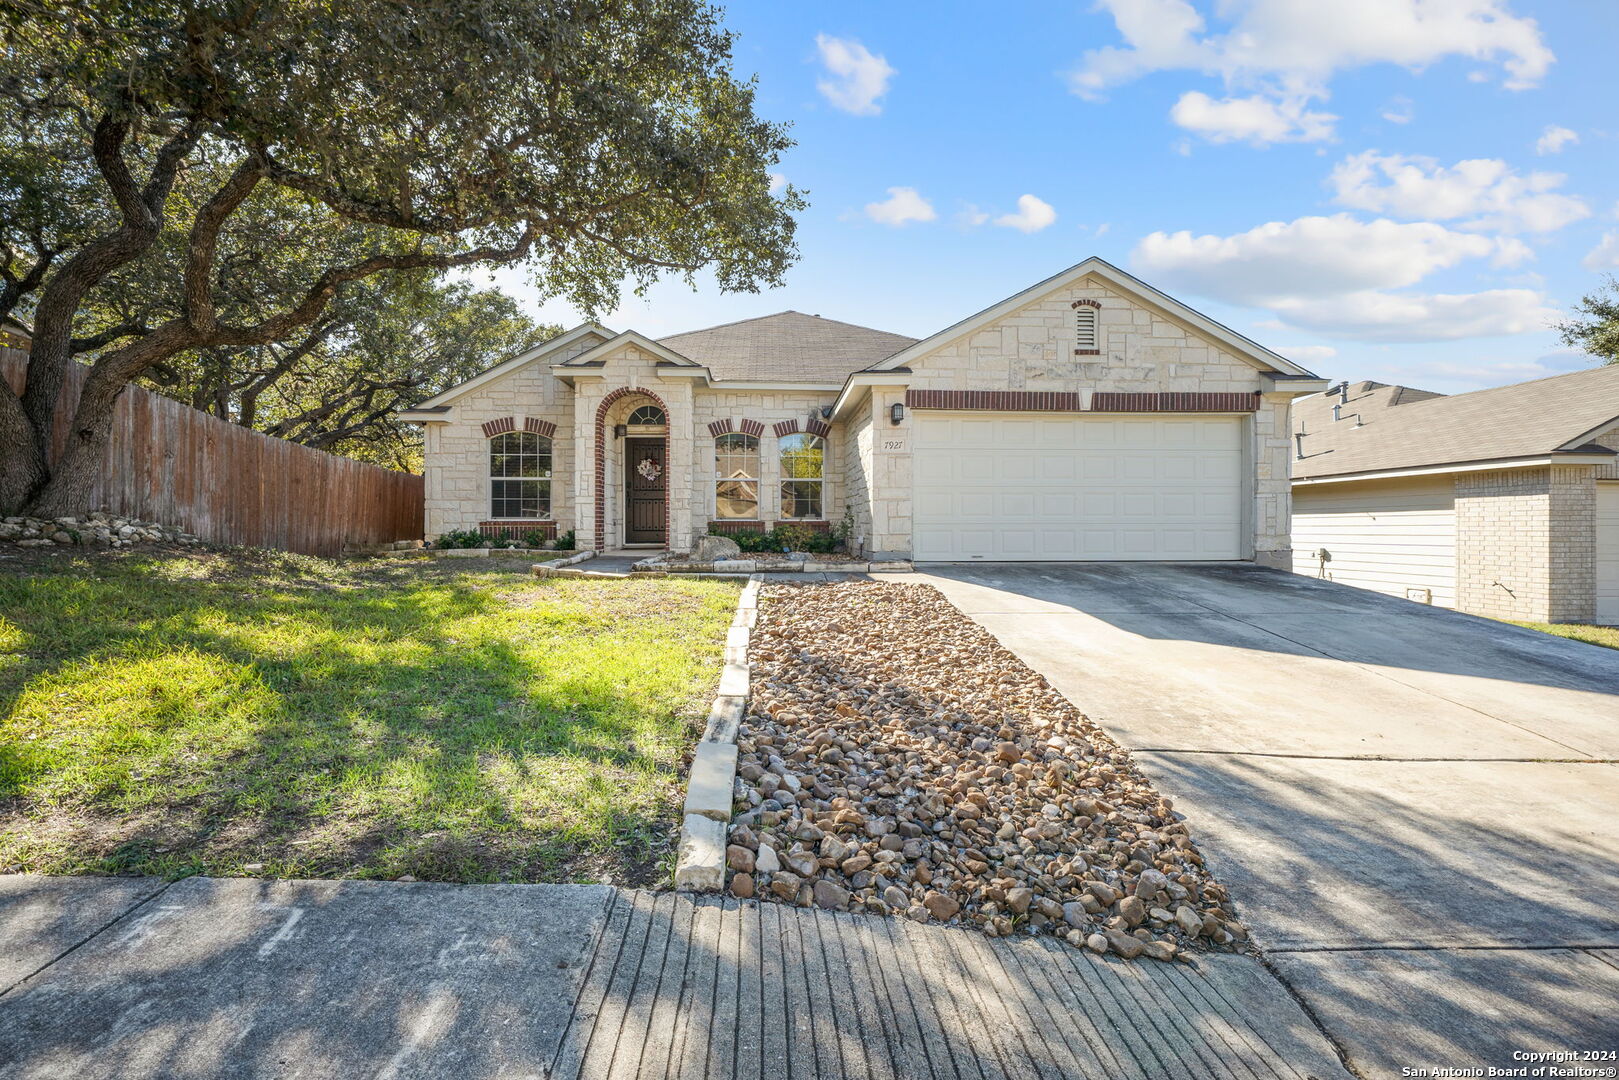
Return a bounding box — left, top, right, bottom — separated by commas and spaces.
1507, 620, 1619, 652
0, 546, 738, 885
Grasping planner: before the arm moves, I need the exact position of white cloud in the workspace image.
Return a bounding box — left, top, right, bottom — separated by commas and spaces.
1170, 91, 1336, 144
1269, 289, 1556, 341
1071, 0, 1553, 97
958, 204, 991, 226
864, 186, 935, 227
1131, 213, 1550, 342
1584, 232, 1619, 272
1328, 151, 1590, 234
1069, 0, 1552, 146
815, 35, 895, 116
1535, 125, 1579, 155
768, 173, 788, 195
993, 194, 1058, 233
1381, 96, 1414, 124
1132, 214, 1527, 305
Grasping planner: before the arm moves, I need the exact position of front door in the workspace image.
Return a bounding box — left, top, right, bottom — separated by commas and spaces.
625, 438, 667, 545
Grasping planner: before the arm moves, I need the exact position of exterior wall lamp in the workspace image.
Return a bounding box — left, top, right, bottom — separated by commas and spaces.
890, 402, 905, 425
613, 423, 628, 439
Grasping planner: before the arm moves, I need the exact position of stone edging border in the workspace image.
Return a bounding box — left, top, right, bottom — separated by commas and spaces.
527, 551, 597, 576
633, 557, 912, 576
674, 573, 761, 891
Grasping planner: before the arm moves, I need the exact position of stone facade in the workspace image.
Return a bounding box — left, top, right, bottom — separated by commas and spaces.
413, 267, 1312, 562
896, 277, 1292, 566
1454, 465, 1597, 623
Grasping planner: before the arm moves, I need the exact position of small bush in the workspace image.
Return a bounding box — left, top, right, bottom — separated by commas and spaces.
728, 525, 839, 555
434, 529, 486, 549
554, 529, 576, 551
521, 530, 549, 550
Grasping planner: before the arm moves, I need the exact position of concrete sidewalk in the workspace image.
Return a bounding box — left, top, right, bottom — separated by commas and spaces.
905, 562, 1619, 1077
0, 874, 1350, 1079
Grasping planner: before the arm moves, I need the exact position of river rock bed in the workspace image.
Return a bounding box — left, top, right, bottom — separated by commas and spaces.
725, 580, 1249, 961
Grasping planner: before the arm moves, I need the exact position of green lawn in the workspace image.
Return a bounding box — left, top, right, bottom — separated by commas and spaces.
0, 548, 738, 884
1507, 621, 1619, 652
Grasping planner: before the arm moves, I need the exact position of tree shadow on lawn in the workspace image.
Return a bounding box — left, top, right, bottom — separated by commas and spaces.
0, 551, 735, 885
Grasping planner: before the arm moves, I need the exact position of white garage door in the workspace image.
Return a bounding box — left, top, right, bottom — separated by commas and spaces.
912, 413, 1246, 561
1597, 482, 1619, 625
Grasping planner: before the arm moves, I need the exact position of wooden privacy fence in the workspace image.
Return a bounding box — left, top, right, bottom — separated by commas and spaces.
2, 346, 423, 556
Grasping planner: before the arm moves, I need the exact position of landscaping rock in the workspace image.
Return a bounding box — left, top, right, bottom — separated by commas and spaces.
731, 873, 755, 899
0, 513, 201, 550
722, 579, 1241, 962
692, 535, 742, 562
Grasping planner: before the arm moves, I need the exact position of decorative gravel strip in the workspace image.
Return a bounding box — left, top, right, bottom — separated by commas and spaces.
724, 580, 1250, 962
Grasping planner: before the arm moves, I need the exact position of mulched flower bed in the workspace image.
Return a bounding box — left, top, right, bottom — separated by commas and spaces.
724, 580, 1250, 961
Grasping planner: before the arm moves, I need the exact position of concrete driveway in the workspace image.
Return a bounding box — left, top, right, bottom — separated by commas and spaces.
902, 562, 1619, 1077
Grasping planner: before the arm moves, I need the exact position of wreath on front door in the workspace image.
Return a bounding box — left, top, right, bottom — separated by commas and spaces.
636, 456, 663, 482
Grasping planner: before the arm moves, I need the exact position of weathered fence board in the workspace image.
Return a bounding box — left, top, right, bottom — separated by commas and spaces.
2, 347, 422, 556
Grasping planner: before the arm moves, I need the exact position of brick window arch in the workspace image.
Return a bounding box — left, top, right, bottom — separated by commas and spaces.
594, 387, 671, 550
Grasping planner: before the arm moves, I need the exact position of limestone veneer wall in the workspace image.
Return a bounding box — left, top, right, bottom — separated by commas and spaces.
689, 387, 841, 532
422, 334, 597, 539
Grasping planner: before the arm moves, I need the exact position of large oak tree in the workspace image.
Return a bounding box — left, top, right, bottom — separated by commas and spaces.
0, 0, 802, 515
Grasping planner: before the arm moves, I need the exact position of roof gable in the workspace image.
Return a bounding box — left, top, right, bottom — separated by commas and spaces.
408, 323, 614, 409
866, 257, 1315, 377
658, 311, 917, 382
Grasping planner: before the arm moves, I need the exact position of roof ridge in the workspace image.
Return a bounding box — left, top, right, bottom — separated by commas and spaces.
658, 309, 915, 342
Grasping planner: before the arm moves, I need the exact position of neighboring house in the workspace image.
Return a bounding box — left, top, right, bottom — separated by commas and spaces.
1292, 367, 1619, 624
400, 258, 1324, 563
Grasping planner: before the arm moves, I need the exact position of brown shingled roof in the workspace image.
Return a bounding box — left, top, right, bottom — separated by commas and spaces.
658, 311, 916, 383
1293, 366, 1619, 480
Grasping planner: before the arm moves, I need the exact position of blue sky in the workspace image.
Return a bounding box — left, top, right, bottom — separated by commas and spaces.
480, 0, 1619, 395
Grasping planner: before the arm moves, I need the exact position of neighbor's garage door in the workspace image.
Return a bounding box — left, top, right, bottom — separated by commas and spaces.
912, 413, 1245, 561
1597, 482, 1619, 625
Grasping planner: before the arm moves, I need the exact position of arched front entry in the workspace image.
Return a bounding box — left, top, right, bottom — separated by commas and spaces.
594, 387, 670, 551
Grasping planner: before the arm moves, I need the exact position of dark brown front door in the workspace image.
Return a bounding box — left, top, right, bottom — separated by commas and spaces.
625, 438, 667, 545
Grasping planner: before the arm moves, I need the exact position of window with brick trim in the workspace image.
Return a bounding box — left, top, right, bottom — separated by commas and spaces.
779, 432, 824, 519
714, 432, 760, 519
489, 430, 551, 518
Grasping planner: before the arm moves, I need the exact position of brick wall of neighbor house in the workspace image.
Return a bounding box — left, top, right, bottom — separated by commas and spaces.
422, 339, 590, 539
898, 275, 1291, 565
1454, 465, 1597, 623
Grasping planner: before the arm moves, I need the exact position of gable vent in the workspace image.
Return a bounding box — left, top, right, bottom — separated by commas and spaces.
1073, 299, 1101, 356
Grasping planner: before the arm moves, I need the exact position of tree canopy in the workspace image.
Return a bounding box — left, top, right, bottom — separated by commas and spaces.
1558, 276, 1619, 365
0, 0, 803, 515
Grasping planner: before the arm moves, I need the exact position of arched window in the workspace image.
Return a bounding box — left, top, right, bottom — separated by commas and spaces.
489, 430, 551, 518
714, 433, 760, 519
627, 405, 667, 431
779, 433, 824, 519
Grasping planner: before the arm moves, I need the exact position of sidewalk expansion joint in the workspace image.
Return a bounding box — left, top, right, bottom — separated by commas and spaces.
0, 879, 176, 999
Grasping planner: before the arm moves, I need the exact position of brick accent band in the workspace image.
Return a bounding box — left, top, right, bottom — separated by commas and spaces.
805, 418, 831, 438
905, 389, 1260, 413
524, 417, 556, 437
707, 418, 734, 437
772, 419, 800, 437
481, 416, 516, 437
1091, 392, 1259, 413
739, 418, 765, 438
906, 390, 1085, 412
1070, 298, 1101, 309
479, 521, 557, 541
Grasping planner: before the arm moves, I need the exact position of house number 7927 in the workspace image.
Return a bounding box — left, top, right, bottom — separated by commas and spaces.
881, 438, 907, 452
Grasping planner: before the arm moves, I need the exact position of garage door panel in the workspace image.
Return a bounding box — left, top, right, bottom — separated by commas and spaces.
912, 412, 1245, 562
